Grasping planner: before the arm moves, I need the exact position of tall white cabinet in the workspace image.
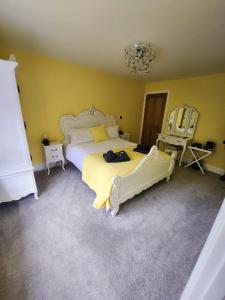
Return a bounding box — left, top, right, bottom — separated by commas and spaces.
0, 59, 38, 203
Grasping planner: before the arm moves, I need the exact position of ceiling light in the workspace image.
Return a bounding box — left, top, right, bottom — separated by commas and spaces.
124, 41, 156, 74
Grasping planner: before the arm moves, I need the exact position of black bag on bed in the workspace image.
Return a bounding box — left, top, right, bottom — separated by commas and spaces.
103, 150, 130, 163
133, 144, 151, 154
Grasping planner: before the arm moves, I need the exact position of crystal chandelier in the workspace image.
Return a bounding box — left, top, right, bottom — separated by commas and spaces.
124, 41, 156, 74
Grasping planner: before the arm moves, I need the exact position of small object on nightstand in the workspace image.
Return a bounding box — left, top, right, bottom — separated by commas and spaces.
42, 134, 50, 146
42, 137, 50, 146
43, 142, 65, 175
119, 133, 130, 141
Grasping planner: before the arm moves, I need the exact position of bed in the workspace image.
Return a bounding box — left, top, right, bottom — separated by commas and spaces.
65, 137, 136, 171
60, 108, 175, 216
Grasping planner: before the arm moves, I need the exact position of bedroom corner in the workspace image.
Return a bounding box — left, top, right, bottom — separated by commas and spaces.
0, 47, 145, 167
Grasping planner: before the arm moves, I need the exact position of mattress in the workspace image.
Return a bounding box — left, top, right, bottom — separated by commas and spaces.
65, 138, 136, 171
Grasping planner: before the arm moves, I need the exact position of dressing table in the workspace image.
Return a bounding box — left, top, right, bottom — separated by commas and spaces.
156, 104, 199, 166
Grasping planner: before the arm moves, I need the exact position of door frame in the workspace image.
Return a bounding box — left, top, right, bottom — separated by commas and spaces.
139, 90, 170, 143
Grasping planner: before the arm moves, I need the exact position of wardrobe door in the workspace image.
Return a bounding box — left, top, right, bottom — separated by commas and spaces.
0, 59, 37, 202
0, 60, 32, 173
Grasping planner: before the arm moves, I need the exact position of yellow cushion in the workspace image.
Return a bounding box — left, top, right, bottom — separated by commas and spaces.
90, 125, 109, 142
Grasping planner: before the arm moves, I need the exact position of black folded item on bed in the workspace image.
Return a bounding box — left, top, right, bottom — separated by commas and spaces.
103, 150, 130, 163
133, 144, 151, 154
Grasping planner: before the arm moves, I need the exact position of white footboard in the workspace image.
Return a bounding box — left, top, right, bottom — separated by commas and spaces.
109, 146, 175, 216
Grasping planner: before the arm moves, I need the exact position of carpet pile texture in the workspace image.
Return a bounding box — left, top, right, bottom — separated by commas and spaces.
0, 165, 224, 300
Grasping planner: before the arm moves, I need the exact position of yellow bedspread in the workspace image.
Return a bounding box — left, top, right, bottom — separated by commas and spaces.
82, 147, 145, 209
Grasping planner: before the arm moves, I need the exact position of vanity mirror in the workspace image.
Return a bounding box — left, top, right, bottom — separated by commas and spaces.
166, 104, 199, 138
157, 104, 199, 166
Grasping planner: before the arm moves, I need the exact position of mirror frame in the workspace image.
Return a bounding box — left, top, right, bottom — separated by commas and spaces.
165, 104, 199, 138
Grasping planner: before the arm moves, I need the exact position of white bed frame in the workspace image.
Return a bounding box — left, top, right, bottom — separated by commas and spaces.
60, 107, 176, 216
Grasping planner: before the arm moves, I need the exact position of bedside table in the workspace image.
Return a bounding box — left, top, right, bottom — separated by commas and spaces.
119, 133, 130, 141
43, 142, 65, 175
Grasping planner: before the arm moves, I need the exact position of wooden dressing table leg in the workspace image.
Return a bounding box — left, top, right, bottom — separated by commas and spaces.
61, 159, 65, 171
179, 146, 186, 166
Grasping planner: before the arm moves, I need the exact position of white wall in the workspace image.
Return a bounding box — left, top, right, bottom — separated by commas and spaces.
180, 199, 225, 300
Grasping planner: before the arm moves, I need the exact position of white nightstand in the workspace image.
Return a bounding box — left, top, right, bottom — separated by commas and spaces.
43, 142, 65, 175
119, 133, 130, 141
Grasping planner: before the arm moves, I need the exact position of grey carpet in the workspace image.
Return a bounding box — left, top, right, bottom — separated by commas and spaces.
0, 165, 224, 300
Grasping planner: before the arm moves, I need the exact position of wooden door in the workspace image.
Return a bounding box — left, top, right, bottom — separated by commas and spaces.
141, 93, 167, 146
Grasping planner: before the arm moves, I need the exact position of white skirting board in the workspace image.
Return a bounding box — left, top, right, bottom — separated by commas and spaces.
34, 162, 69, 172
182, 158, 224, 175
204, 164, 224, 176
34, 163, 46, 171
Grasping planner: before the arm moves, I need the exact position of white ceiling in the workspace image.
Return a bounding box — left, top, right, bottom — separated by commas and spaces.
1, 0, 225, 80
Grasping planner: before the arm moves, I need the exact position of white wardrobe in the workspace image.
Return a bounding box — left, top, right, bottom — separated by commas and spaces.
0, 59, 38, 203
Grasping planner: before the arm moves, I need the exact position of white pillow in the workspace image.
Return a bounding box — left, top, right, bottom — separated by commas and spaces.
68, 128, 93, 146
106, 125, 119, 138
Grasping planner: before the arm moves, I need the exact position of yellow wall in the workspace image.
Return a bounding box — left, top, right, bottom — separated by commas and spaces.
0, 48, 145, 164
145, 74, 225, 170
1, 46, 224, 170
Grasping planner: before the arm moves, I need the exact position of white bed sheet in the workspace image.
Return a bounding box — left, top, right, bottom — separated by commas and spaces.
65, 138, 136, 171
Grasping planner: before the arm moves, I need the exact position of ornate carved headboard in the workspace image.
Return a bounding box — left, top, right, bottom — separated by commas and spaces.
60, 107, 116, 144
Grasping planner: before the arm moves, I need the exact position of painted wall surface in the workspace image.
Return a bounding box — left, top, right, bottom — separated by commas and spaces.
1, 46, 224, 170
145, 74, 225, 170
0, 48, 144, 164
